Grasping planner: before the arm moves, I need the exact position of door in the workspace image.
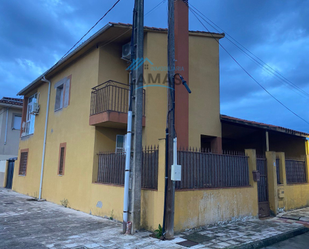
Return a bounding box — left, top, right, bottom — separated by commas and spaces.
256, 157, 270, 218
5, 160, 15, 189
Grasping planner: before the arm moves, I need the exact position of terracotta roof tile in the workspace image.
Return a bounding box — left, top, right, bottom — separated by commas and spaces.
0, 97, 23, 107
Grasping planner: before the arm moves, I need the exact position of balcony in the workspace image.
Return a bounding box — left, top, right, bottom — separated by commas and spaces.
89, 80, 145, 128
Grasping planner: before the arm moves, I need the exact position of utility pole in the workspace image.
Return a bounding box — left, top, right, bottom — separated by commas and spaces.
129, 0, 144, 234
164, 0, 175, 239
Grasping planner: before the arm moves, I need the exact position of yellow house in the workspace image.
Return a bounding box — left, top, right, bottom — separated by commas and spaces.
12, 22, 309, 231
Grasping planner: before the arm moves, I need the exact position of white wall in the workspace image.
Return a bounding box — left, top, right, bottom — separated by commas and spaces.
0, 160, 7, 187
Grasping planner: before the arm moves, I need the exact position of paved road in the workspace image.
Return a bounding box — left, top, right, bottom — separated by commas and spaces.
1, 188, 309, 249
0, 188, 162, 249
264, 232, 309, 249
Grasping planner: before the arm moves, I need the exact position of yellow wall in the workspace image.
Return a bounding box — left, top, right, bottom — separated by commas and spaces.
189, 35, 221, 147
142, 32, 168, 146
142, 32, 222, 147
276, 153, 309, 212
284, 184, 309, 210
12, 30, 231, 232
174, 187, 258, 231
98, 43, 129, 84
13, 48, 100, 208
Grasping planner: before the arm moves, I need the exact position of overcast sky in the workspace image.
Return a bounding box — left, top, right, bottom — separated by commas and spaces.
0, 0, 308, 133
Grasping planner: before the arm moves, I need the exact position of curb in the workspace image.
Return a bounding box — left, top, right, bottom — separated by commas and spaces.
231, 227, 309, 249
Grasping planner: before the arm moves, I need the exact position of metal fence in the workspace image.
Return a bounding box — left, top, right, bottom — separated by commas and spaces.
175, 149, 249, 190
97, 146, 158, 189
256, 157, 268, 203
285, 159, 307, 184
90, 80, 145, 116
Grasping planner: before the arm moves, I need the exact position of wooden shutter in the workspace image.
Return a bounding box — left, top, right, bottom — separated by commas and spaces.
63, 77, 71, 108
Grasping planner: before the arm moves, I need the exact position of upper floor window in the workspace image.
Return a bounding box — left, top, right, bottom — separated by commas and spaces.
12, 114, 22, 130
54, 76, 71, 112
24, 93, 37, 135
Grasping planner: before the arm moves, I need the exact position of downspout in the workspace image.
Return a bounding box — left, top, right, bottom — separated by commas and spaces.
38, 76, 51, 200
4, 108, 9, 145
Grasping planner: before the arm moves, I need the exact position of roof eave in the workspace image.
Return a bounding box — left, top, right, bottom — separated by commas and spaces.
17, 23, 113, 96
221, 116, 309, 138
0, 103, 23, 109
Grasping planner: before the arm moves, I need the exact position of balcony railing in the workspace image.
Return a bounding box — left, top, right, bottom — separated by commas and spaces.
90, 80, 145, 116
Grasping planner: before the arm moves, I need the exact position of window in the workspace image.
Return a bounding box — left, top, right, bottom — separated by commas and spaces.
58, 143, 66, 175
116, 135, 126, 153
54, 76, 71, 111
25, 94, 37, 135
12, 114, 22, 130
19, 149, 29, 175
55, 85, 64, 110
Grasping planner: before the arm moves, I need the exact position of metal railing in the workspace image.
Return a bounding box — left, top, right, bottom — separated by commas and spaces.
97, 146, 158, 189
175, 148, 249, 190
256, 157, 268, 203
90, 80, 145, 116
285, 159, 307, 184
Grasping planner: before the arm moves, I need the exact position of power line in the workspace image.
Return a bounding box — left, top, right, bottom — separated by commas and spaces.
188, 6, 309, 126
60, 0, 122, 60
99, 0, 167, 49
188, 3, 309, 99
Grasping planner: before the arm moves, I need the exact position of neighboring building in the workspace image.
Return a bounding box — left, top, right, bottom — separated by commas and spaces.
12, 22, 309, 231
0, 97, 23, 186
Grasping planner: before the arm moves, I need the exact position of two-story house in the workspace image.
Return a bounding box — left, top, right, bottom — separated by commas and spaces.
12, 21, 309, 231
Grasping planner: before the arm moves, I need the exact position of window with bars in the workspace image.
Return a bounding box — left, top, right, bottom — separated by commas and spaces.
19, 149, 29, 175
58, 143, 66, 175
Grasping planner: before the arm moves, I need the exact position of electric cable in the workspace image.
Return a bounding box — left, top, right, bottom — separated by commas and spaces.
188, 3, 309, 98
188, 6, 309, 126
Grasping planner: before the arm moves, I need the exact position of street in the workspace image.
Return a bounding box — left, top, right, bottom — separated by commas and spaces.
264, 232, 309, 249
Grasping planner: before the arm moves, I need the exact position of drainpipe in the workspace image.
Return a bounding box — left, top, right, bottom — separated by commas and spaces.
4, 108, 9, 145
38, 76, 51, 200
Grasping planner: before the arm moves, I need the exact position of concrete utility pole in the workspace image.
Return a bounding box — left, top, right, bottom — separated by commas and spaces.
129, 0, 144, 234
164, 0, 176, 239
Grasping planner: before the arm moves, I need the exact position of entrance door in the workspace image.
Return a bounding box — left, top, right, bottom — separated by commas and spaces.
257, 157, 270, 218
5, 160, 15, 189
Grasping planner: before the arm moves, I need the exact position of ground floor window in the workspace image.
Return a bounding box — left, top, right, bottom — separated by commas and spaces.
19, 149, 29, 175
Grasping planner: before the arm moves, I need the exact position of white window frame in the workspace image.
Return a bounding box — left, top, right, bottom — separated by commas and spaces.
25, 93, 37, 135
115, 134, 127, 153
12, 114, 22, 130
54, 76, 71, 112
55, 85, 64, 111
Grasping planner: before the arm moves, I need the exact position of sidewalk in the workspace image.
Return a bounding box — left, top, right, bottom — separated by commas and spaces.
0, 188, 308, 249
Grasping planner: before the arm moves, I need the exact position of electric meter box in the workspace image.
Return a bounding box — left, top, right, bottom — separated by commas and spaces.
171, 164, 181, 181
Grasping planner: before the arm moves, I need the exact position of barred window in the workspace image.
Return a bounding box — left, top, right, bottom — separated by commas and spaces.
58, 143, 66, 175
19, 150, 29, 175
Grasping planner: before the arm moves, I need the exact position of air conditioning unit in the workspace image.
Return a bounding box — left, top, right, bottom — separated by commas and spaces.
30, 102, 40, 115
122, 42, 131, 61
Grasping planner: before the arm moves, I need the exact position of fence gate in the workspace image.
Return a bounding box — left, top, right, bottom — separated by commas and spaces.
5, 159, 15, 189
256, 157, 270, 218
